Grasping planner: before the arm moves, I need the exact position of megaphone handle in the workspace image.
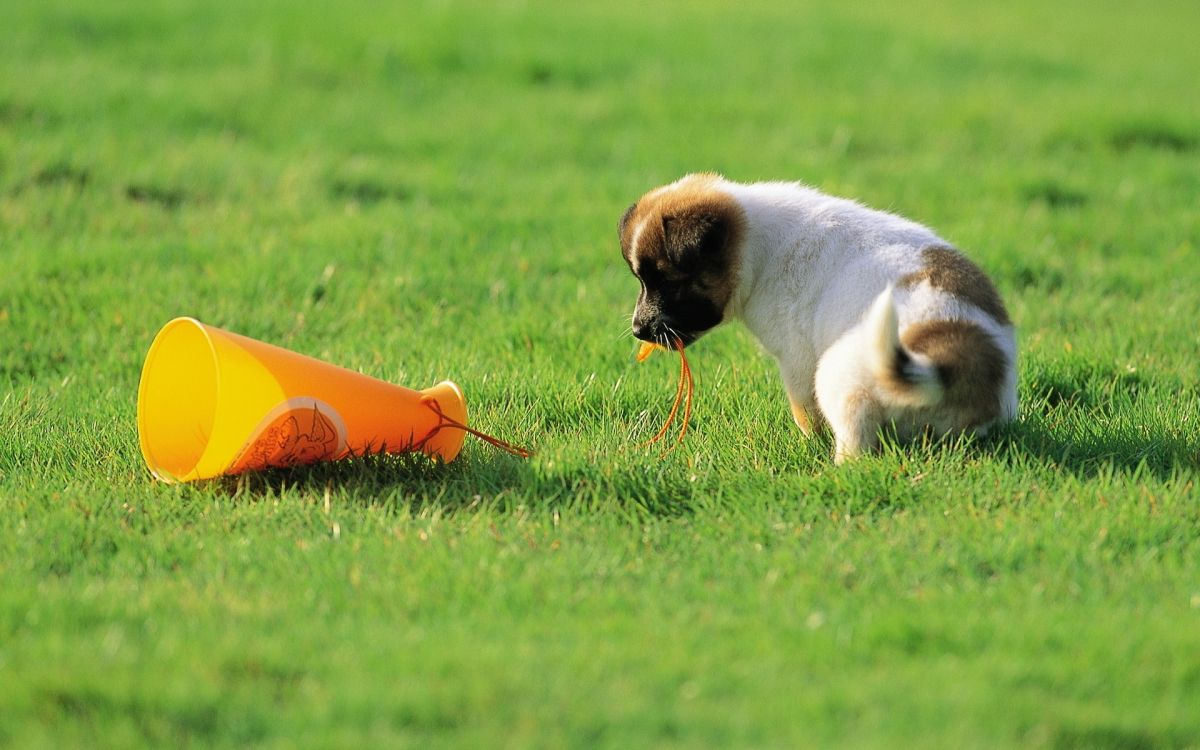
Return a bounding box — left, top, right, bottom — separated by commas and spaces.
414, 396, 533, 459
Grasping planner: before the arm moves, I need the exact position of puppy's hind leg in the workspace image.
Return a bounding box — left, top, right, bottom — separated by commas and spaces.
828, 390, 884, 464
815, 337, 885, 464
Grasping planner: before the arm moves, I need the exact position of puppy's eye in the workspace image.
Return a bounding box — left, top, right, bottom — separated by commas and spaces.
642, 275, 689, 299
659, 271, 690, 289
642, 263, 687, 286
638, 265, 663, 286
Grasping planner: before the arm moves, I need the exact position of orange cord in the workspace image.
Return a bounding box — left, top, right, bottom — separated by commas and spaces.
413, 398, 533, 459
640, 338, 694, 452
409, 338, 699, 461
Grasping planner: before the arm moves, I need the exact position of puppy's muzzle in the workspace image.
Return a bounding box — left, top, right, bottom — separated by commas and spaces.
633, 312, 693, 347
632, 303, 666, 342
632, 318, 662, 343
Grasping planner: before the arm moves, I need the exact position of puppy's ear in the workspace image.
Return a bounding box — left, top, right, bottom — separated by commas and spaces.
662, 206, 731, 270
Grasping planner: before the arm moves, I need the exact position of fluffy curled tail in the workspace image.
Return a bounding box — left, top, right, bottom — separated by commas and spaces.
866, 285, 944, 408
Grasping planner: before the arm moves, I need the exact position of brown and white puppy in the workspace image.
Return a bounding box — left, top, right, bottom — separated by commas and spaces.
618, 173, 1016, 462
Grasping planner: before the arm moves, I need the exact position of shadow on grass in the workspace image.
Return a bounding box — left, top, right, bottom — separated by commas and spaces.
197, 413, 1196, 517
1004, 358, 1200, 480
201, 443, 698, 518
857, 400, 1195, 484
990, 418, 1198, 481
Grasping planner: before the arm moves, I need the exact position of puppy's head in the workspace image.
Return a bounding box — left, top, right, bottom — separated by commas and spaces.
619, 174, 745, 347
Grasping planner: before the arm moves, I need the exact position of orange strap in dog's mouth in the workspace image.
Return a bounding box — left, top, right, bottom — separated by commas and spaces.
637, 338, 694, 452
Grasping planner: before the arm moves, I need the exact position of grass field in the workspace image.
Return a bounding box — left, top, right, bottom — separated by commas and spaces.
2, 0, 1199, 746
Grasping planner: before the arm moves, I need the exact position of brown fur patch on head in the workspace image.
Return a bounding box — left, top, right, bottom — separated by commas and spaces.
618, 174, 747, 339
901, 319, 1008, 426
620, 174, 734, 261
899, 246, 1011, 325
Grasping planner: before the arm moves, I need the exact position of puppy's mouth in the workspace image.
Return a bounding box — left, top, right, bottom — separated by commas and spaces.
633, 322, 708, 349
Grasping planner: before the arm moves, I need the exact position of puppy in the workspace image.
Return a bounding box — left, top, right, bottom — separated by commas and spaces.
618, 173, 1016, 463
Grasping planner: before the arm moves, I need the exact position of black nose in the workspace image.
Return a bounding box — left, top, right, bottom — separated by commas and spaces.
632, 320, 657, 342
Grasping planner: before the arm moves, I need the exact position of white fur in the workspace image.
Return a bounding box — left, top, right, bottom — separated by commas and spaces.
705, 177, 1018, 462
628, 216, 652, 275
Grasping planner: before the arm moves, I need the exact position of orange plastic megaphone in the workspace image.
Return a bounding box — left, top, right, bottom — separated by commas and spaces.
136, 317, 471, 482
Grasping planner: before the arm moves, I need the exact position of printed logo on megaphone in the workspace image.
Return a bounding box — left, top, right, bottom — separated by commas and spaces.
229, 397, 349, 474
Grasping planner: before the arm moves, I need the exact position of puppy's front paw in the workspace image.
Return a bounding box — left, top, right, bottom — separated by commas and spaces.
788, 398, 826, 437
789, 401, 813, 436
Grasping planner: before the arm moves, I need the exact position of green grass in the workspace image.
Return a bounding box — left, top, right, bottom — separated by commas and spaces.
2, 0, 1199, 746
